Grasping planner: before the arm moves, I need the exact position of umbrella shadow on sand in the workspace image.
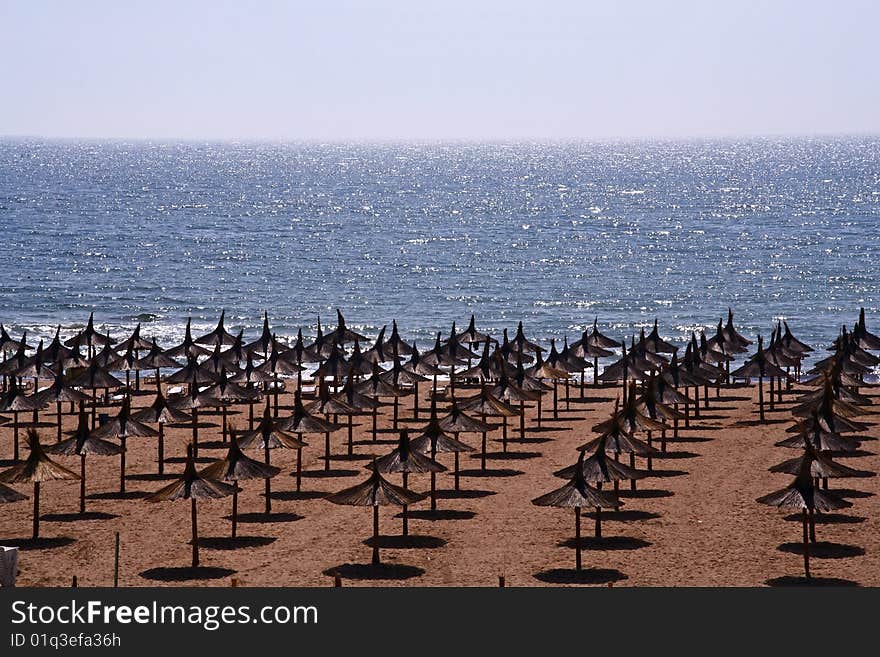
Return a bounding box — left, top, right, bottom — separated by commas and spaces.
777, 541, 865, 559
765, 575, 859, 587
0, 536, 75, 550
232, 511, 303, 524
458, 467, 523, 478
404, 509, 476, 521
363, 535, 446, 549
139, 566, 237, 582
783, 512, 865, 525
41, 511, 119, 522
533, 568, 628, 585
322, 563, 424, 581
558, 536, 651, 551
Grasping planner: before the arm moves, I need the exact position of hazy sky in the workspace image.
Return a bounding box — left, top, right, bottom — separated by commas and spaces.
1, 1, 877, 140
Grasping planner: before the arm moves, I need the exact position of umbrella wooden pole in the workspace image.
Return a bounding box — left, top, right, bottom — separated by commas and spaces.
565, 377, 570, 411
91, 386, 97, 429
413, 382, 419, 419
768, 376, 775, 411
693, 385, 700, 418
502, 416, 508, 452
33, 481, 40, 539
593, 356, 599, 389
802, 509, 810, 579
119, 436, 127, 494
809, 508, 816, 543
518, 401, 525, 444
231, 484, 238, 538
155, 368, 161, 393
157, 423, 164, 475
264, 443, 272, 515
191, 498, 199, 568
295, 445, 302, 492
13, 412, 20, 461
575, 507, 582, 571
56, 401, 63, 443
758, 375, 765, 421
536, 397, 542, 428
347, 414, 354, 456
324, 431, 331, 471
372, 505, 380, 565
661, 428, 667, 453
249, 400, 254, 431
392, 397, 399, 431
430, 445, 437, 511
222, 405, 229, 443
454, 451, 460, 491
372, 406, 378, 442
481, 430, 487, 471
192, 408, 199, 458
595, 506, 602, 538
402, 472, 409, 536
80, 454, 86, 514
553, 381, 558, 419
684, 401, 689, 428
646, 432, 653, 471
580, 367, 586, 397
703, 384, 709, 409
629, 453, 637, 490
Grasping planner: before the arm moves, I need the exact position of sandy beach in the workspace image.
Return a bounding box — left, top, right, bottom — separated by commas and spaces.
2, 378, 877, 588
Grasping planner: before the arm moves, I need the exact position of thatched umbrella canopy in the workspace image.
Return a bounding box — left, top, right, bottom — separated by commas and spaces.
458, 385, 519, 468
555, 432, 648, 495
41, 326, 73, 365
551, 338, 586, 407
492, 368, 540, 447
578, 412, 660, 463
593, 383, 666, 462
69, 361, 124, 429
511, 321, 544, 355
0, 378, 40, 461
32, 372, 91, 444
205, 366, 261, 443
132, 389, 193, 474
45, 408, 122, 513
106, 341, 146, 391
256, 338, 304, 415
323, 309, 369, 345
307, 377, 361, 455
90, 340, 121, 370
852, 307, 880, 351
757, 454, 851, 579
115, 322, 154, 354
533, 452, 621, 570
91, 396, 158, 493
790, 376, 869, 420
775, 413, 861, 452
457, 340, 514, 383
0, 429, 79, 539
135, 339, 180, 392
238, 399, 308, 512
0, 324, 29, 356
352, 363, 400, 440
276, 390, 343, 474
164, 318, 212, 360
439, 399, 494, 476
201, 428, 280, 537
147, 444, 235, 568
569, 328, 614, 393
498, 328, 533, 365
410, 399, 473, 508
0, 338, 29, 378
456, 314, 495, 346
244, 312, 280, 357
64, 312, 114, 356
706, 318, 749, 358
0, 482, 27, 504
403, 343, 444, 419
643, 319, 678, 355
769, 436, 866, 489
169, 374, 223, 457
730, 335, 788, 420
526, 347, 570, 420
362, 326, 397, 365
325, 461, 425, 565
382, 319, 414, 357
722, 308, 752, 350
369, 429, 444, 535
194, 310, 238, 347
166, 352, 219, 386
13, 341, 56, 390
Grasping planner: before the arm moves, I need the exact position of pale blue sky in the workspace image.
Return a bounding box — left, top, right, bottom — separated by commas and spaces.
1, 1, 877, 139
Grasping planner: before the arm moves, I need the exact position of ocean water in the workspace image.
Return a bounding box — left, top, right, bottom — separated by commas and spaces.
0, 137, 878, 355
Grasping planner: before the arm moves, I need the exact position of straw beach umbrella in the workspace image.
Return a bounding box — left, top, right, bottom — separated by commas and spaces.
533, 452, 621, 571
555, 432, 648, 496
370, 429, 444, 535
277, 390, 343, 476
325, 462, 425, 565
308, 378, 360, 456
0, 429, 79, 539
45, 408, 122, 514
757, 454, 852, 580
438, 399, 493, 488
409, 399, 473, 509
91, 396, 158, 493
68, 361, 123, 429
458, 385, 519, 469
170, 374, 223, 457
164, 318, 211, 360
146, 444, 236, 568
33, 372, 90, 443
323, 309, 369, 345
135, 339, 180, 393
730, 335, 788, 421
64, 312, 114, 357
237, 400, 308, 512
1, 378, 40, 461
132, 389, 193, 474
195, 310, 238, 346
201, 427, 280, 538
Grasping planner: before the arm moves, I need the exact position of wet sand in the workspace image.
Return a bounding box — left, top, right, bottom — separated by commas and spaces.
1, 380, 877, 587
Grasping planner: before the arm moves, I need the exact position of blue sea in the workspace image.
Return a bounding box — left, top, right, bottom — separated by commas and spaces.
0, 137, 878, 356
